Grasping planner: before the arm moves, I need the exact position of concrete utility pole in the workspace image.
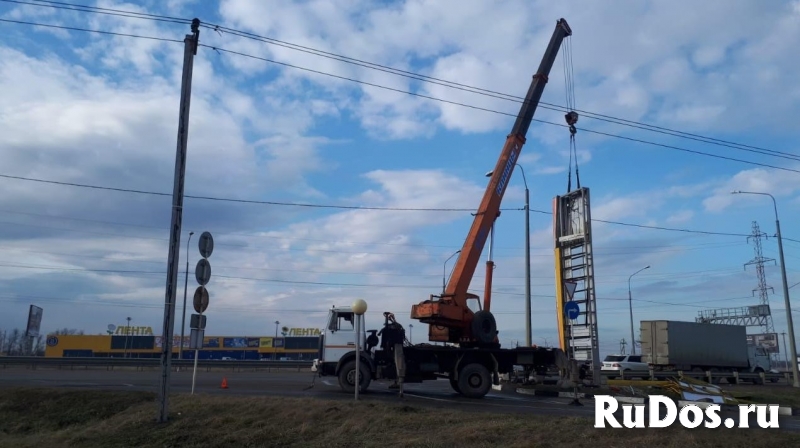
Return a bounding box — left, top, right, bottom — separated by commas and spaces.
158, 18, 200, 423
782, 332, 789, 370
519, 165, 532, 348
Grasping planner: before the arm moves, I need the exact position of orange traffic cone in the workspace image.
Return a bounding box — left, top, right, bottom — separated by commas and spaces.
220, 377, 228, 389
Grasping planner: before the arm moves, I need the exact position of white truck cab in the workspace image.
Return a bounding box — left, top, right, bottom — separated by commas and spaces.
312, 306, 394, 394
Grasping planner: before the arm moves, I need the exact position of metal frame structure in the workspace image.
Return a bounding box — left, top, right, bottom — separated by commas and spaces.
553, 187, 600, 385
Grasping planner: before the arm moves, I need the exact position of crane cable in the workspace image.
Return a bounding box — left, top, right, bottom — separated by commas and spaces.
563, 37, 580, 192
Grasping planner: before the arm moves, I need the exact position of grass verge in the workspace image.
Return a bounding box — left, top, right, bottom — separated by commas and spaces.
518, 383, 800, 408
1, 387, 799, 447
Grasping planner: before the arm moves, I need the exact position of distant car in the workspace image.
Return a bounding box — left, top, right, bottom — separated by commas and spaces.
601, 354, 648, 378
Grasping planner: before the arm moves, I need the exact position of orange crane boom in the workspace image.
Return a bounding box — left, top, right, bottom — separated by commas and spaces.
410, 18, 573, 347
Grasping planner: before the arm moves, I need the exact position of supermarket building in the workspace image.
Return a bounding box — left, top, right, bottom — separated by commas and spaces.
44, 325, 322, 360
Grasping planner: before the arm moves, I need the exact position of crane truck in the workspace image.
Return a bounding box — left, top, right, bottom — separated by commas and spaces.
311, 18, 574, 399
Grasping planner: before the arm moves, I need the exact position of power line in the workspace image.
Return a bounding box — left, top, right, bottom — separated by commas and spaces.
0, 261, 554, 299
0, 17, 182, 43
0, 207, 745, 252
203, 25, 800, 164
0, 172, 769, 239
2, 252, 769, 286
0, 172, 511, 212
0, 0, 192, 25
8, 0, 798, 164
2, 16, 799, 175
7, 1, 800, 169
204, 44, 800, 174
1, 292, 791, 318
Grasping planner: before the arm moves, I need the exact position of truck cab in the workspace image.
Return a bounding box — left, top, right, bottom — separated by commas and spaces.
312, 306, 389, 393
313, 307, 363, 370
747, 345, 771, 372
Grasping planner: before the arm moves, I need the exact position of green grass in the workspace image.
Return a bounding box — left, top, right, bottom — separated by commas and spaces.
1, 388, 799, 447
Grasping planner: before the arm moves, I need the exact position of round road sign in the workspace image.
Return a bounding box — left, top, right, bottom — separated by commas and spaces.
193, 286, 209, 313
198, 231, 214, 258
195, 258, 211, 286
564, 300, 580, 320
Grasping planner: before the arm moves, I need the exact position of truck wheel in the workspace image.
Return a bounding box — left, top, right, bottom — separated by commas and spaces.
471, 310, 497, 345
457, 363, 492, 399
338, 360, 371, 393
449, 375, 461, 393
752, 368, 764, 385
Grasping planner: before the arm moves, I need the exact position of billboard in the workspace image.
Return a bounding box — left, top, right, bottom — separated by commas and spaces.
747, 332, 779, 354
25, 305, 43, 337
223, 337, 247, 348
154, 336, 189, 349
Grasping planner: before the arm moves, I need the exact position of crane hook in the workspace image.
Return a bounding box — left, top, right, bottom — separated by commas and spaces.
565, 111, 578, 135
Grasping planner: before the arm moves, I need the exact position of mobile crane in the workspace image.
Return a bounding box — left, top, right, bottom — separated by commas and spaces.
311, 18, 573, 399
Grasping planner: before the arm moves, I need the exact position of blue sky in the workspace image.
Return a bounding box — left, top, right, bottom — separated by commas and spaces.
1, 0, 799, 359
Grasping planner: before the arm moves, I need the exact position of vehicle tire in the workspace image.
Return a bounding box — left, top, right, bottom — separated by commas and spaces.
338, 359, 371, 393
449, 375, 461, 393
471, 310, 497, 345
752, 368, 764, 385
457, 363, 492, 399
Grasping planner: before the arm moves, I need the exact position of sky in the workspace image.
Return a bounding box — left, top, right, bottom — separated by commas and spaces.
1, 0, 800, 360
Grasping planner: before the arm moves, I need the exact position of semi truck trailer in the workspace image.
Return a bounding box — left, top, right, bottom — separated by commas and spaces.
640, 320, 772, 384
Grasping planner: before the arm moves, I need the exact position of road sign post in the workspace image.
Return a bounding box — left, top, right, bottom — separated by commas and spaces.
563, 281, 583, 406
190, 232, 213, 395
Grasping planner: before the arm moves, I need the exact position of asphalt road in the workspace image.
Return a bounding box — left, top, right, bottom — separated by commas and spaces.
3, 368, 800, 430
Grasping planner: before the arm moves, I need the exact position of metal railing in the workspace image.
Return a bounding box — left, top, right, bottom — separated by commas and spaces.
0, 356, 313, 372
599, 369, 789, 384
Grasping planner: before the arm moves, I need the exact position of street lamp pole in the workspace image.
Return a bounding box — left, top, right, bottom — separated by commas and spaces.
125, 316, 131, 358
179, 231, 194, 361
732, 190, 799, 387
274, 320, 279, 360
486, 165, 531, 346
443, 250, 461, 295
628, 265, 650, 355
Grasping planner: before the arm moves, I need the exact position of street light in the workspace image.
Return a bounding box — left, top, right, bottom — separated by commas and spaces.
731, 190, 799, 387
125, 316, 132, 358
274, 320, 280, 361
443, 250, 461, 295
179, 231, 194, 361
487, 165, 531, 346
628, 265, 650, 355
408, 323, 413, 344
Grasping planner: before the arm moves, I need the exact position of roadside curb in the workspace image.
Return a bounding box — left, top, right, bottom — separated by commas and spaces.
514, 388, 796, 414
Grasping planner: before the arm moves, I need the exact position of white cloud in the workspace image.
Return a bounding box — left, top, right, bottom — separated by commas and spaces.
0, 0, 798, 358
666, 210, 694, 225
702, 165, 800, 213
